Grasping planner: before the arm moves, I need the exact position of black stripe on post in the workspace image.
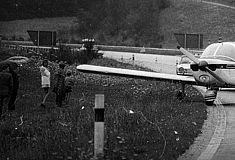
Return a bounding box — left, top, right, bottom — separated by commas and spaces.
95, 108, 104, 122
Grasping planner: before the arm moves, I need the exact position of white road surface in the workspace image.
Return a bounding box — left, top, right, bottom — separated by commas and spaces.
102, 51, 181, 74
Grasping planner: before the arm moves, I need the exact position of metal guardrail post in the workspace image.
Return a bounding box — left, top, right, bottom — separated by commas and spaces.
94, 94, 105, 159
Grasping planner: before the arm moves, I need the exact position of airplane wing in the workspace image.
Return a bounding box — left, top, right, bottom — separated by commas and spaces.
76, 64, 197, 85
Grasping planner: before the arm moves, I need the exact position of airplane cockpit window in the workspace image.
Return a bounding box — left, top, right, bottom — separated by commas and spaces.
201, 43, 218, 57
216, 43, 235, 61
201, 42, 235, 62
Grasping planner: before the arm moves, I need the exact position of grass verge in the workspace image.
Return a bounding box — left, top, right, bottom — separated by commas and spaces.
0, 58, 207, 160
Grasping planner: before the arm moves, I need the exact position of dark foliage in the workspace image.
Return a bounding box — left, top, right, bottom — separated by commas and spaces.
0, 0, 76, 21
74, 0, 171, 47
0, 0, 170, 47
54, 44, 102, 65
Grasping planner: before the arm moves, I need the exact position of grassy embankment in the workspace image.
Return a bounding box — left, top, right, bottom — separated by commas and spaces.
0, 55, 207, 159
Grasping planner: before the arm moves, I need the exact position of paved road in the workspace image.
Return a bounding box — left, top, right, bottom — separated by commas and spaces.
202, 0, 235, 10
103, 51, 235, 160
198, 90, 235, 160
103, 51, 181, 74
211, 91, 235, 160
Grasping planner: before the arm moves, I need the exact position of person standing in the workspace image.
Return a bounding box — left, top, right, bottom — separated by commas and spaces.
64, 70, 75, 104
40, 59, 50, 107
8, 62, 19, 111
0, 64, 13, 118
53, 62, 66, 107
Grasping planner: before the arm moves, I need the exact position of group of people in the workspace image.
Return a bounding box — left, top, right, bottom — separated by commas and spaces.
40, 59, 75, 108
0, 61, 19, 118
0, 58, 75, 119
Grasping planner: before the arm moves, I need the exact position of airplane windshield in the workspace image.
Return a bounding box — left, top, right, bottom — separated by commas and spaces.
201, 42, 235, 62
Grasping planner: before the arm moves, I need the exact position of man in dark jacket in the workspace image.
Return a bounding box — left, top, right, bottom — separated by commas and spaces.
0, 63, 13, 117
53, 62, 66, 107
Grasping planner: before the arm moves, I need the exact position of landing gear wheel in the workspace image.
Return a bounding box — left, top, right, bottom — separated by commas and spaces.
204, 89, 217, 106
176, 91, 185, 100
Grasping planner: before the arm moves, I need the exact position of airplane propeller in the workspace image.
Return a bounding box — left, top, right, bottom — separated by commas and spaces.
177, 46, 200, 64
177, 46, 227, 85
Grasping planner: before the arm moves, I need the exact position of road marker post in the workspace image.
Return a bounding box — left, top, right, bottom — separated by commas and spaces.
94, 94, 105, 159
121, 55, 123, 63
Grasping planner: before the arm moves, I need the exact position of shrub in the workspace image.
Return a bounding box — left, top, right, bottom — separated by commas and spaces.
17, 37, 25, 41
1, 35, 8, 40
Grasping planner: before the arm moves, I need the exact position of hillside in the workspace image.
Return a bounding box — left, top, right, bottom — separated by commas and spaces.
159, 0, 235, 48
0, 17, 76, 41
0, 0, 235, 48
0, 0, 169, 47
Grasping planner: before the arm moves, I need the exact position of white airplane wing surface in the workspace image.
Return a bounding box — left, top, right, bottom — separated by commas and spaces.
77, 65, 197, 85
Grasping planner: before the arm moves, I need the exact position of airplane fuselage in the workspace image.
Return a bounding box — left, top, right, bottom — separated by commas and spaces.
193, 68, 235, 87
191, 58, 235, 88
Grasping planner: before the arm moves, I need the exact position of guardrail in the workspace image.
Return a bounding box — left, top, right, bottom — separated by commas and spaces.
1, 40, 203, 56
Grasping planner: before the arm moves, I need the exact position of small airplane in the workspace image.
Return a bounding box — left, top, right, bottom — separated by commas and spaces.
77, 42, 235, 106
